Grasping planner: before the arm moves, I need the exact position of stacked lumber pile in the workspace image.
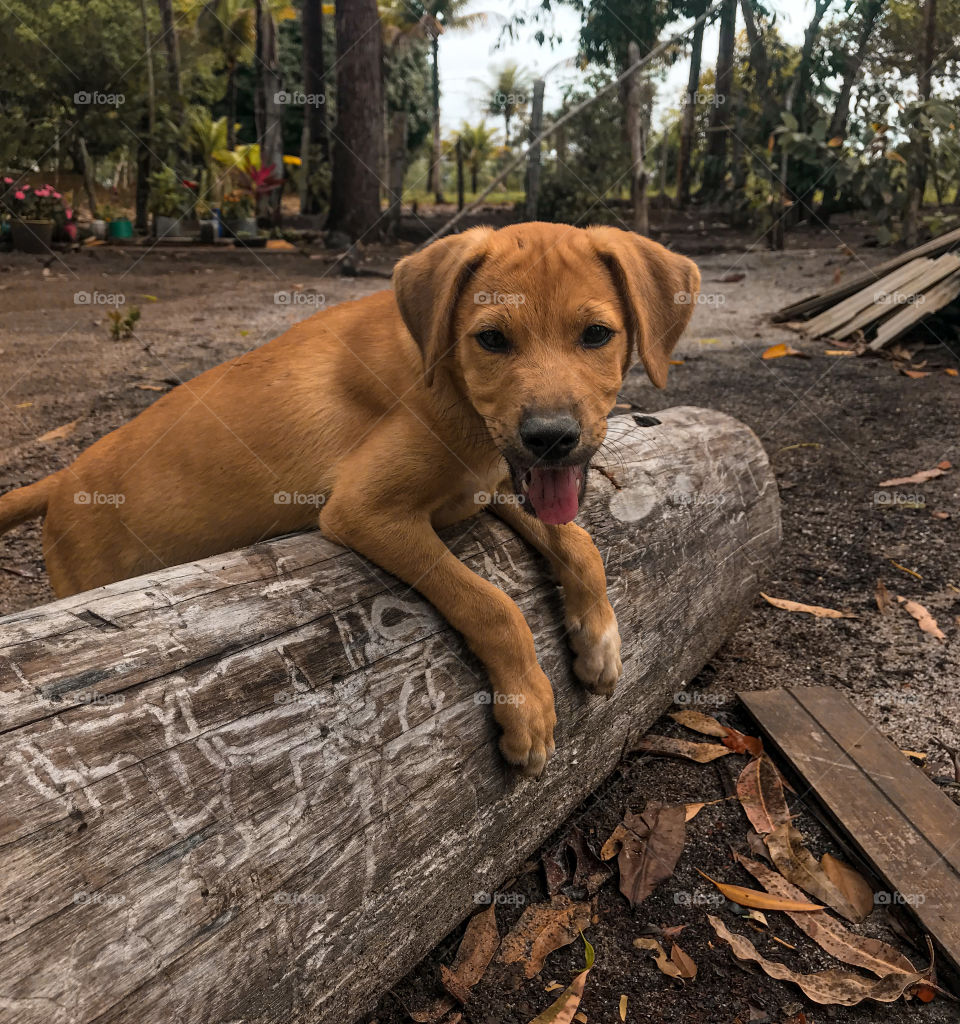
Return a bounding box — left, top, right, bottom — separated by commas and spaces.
773, 226, 960, 349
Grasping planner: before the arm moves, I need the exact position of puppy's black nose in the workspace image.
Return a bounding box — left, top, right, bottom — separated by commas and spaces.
519, 414, 581, 459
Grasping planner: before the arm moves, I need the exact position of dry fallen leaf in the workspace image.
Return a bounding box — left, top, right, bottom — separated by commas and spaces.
633, 734, 732, 763
499, 896, 592, 979
708, 915, 921, 1005
931, 510, 951, 520
132, 382, 167, 392
820, 853, 876, 923
735, 853, 916, 977
619, 994, 627, 1020
696, 869, 824, 912
760, 593, 856, 619
527, 936, 594, 1024
737, 755, 792, 836
685, 802, 706, 821
900, 369, 931, 379
721, 726, 764, 757
765, 824, 863, 923
36, 418, 80, 443
604, 803, 686, 908
875, 579, 893, 615
669, 709, 728, 738
825, 349, 856, 356
633, 937, 697, 980
878, 465, 950, 486
440, 903, 501, 1004
897, 596, 946, 641
763, 343, 809, 360
944, 368, 959, 377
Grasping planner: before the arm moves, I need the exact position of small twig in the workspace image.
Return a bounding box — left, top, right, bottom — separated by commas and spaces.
935, 739, 960, 783
1, 564, 37, 580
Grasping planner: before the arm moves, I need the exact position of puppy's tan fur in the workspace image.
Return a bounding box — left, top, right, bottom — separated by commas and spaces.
0, 223, 699, 773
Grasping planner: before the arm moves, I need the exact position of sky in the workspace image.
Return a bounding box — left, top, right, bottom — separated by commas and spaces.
438, 0, 811, 135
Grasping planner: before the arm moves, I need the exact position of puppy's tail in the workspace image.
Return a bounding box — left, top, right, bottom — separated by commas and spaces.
0, 476, 54, 536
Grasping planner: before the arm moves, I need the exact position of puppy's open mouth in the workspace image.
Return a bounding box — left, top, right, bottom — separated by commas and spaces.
513, 463, 588, 525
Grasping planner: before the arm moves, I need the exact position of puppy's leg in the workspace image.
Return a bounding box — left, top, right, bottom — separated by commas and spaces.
320, 500, 557, 776
490, 501, 621, 697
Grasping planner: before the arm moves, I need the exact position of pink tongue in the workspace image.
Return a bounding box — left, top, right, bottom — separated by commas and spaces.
526, 466, 582, 525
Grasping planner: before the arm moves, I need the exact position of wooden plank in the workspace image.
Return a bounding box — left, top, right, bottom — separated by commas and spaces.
869, 270, 960, 350
801, 257, 935, 339
825, 252, 960, 340
740, 686, 960, 974
0, 407, 781, 1024
771, 225, 960, 322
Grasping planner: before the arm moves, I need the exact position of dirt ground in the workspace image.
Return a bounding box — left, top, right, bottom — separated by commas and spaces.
1, 218, 959, 1023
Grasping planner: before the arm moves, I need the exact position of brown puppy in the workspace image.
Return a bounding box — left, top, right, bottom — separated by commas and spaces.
0, 222, 699, 773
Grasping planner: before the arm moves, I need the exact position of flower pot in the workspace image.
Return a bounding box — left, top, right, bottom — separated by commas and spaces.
90, 219, 107, 240
107, 218, 134, 241
223, 216, 257, 239
198, 218, 218, 243
12, 219, 54, 253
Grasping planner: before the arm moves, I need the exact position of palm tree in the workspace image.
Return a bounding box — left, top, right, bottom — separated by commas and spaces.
456, 120, 497, 194
198, 0, 256, 151
386, 0, 488, 203
474, 61, 530, 148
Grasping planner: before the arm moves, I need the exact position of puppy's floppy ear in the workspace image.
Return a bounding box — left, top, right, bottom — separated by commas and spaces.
393, 227, 492, 386
587, 227, 700, 389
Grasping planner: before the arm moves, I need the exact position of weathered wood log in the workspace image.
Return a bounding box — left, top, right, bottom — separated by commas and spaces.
0, 406, 780, 1024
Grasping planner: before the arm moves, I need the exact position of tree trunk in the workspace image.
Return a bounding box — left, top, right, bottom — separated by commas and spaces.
328, 0, 384, 239
828, 0, 883, 140
385, 109, 407, 238
430, 34, 444, 204
525, 78, 545, 220
795, 0, 832, 130
226, 61, 238, 151
702, 0, 736, 197
739, 0, 777, 140
676, 9, 705, 208
904, 0, 936, 247
156, 0, 181, 112
137, 0, 155, 233
626, 41, 649, 234
301, 0, 328, 215
254, 0, 284, 226
0, 406, 780, 1024
78, 134, 98, 219
455, 135, 465, 210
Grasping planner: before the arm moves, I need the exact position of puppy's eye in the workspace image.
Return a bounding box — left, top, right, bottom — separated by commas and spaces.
581, 324, 613, 349
476, 329, 510, 353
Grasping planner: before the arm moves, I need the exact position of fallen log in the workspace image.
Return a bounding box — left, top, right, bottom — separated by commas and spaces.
0, 406, 781, 1024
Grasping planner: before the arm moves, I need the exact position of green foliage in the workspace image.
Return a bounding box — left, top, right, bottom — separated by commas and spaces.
108, 307, 140, 341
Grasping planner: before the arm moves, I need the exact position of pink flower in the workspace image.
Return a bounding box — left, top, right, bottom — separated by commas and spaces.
65, 208, 73, 219
35, 188, 49, 197
3, 176, 12, 184
14, 190, 25, 200
52, 191, 61, 199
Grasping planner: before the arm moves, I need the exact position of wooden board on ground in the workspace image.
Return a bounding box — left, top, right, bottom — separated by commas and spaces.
740, 686, 960, 975
772, 226, 960, 322
0, 407, 781, 1024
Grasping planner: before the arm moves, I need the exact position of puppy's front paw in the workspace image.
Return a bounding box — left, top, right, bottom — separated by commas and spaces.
491, 668, 557, 778
567, 607, 622, 696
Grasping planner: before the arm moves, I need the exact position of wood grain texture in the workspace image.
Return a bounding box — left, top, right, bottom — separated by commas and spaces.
740, 686, 960, 975
0, 407, 780, 1024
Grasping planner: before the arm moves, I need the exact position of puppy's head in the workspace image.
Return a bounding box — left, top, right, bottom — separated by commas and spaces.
393, 222, 700, 525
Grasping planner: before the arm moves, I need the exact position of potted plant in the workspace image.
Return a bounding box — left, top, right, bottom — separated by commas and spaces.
104, 200, 135, 241
221, 189, 257, 238
1, 179, 66, 253
148, 167, 193, 238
